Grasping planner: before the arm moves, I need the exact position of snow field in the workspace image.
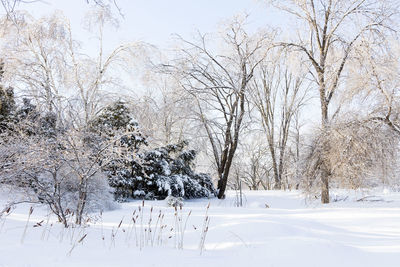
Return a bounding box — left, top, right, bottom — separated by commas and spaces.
0, 190, 399, 267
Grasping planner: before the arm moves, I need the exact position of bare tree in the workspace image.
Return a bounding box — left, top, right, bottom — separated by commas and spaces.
345, 37, 400, 135
2, 12, 71, 122
250, 51, 308, 190
1, 9, 144, 127
68, 7, 146, 126
1, 0, 19, 16
0, 0, 121, 18
270, 0, 397, 203
86, 0, 123, 16
0, 0, 41, 21
164, 19, 273, 198
132, 75, 195, 146
284, 109, 305, 190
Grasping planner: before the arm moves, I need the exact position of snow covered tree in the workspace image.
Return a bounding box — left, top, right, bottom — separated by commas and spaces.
126, 141, 216, 200
0, 100, 117, 227
302, 119, 399, 198
90, 100, 215, 201
89, 101, 147, 199
0, 62, 16, 132
164, 17, 273, 199
270, 0, 398, 203
89, 100, 147, 149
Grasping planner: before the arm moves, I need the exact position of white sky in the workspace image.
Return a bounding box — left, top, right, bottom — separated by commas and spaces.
18, 0, 282, 52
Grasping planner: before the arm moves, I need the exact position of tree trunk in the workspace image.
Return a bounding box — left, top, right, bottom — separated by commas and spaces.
273, 165, 281, 189
217, 170, 229, 199
277, 148, 286, 190
217, 146, 237, 199
321, 167, 330, 204
268, 140, 281, 190
75, 179, 87, 225
217, 174, 227, 199
320, 97, 330, 204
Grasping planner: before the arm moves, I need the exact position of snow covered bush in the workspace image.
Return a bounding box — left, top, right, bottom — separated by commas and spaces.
119, 142, 216, 200
0, 130, 118, 226
55, 165, 118, 213
107, 142, 216, 201
0, 100, 119, 226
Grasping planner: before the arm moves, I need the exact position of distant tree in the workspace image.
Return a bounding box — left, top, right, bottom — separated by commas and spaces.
250, 51, 308, 189
230, 137, 272, 191
134, 76, 194, 146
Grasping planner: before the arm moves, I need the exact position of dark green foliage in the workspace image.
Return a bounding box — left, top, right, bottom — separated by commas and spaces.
92, 100, 132, 130
14, 98, 57, 137
16, 98, 37, 120
0, 86, 16, 132
91, 101, 215, 201
89, 100, 147, 149
111, 141, 216, 201
0, 92, 57, 138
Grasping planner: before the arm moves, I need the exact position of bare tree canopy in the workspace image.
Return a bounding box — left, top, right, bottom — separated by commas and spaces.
250, 50, 309, 190
269, 0, 399, 203
163, 18, 274, 198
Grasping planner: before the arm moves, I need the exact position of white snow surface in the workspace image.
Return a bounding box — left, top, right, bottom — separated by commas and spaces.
1, 189, 400, 267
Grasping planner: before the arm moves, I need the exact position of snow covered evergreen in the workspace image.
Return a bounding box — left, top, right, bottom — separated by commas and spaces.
90, 101, 216, 201
125, 141, 216, 200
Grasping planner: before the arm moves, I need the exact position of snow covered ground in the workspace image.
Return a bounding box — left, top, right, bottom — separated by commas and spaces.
1, 190, 400, 267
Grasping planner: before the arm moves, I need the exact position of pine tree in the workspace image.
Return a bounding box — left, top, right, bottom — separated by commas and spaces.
89, 101, 148, 200
120, 141, 216, 200
90, 101, 216, 201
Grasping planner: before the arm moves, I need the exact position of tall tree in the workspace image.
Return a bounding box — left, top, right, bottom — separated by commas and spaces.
270, 0, 397, 203
165, 19, 273, 198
